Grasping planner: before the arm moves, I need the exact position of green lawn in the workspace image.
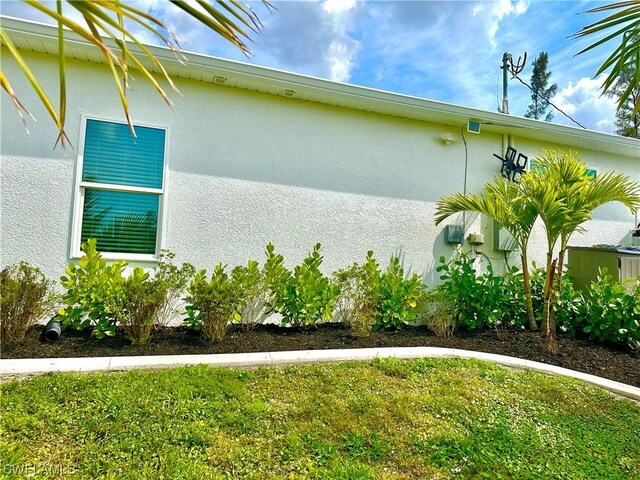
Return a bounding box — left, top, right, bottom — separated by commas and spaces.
1, 359, 638, 479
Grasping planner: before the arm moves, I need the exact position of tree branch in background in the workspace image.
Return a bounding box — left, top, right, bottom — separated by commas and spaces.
524, 52, 558, 122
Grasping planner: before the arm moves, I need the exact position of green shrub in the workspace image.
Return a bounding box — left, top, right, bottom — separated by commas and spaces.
497, 267, 529, 328
579, 269, 640, 349
60, 243, 192, 340
184, 265, 239, 342
0, 262, 56, 345
415, 286, 456, 337
154, 250, 195, 327
263, 242, 291, 305
58, 239, 127, 338
266, 243, 339, 329
119, 268, 166, 345
231, 260, 270, 331
436, 253, 529, 331
437, 253, 495, 330
374, 256, 424, 332
437, 253, 485, 330
333, 251, 381, 337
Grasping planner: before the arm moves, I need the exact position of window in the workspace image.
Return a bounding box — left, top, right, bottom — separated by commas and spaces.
73, 118, 167, 259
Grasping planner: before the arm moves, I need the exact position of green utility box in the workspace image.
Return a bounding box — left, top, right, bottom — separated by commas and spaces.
567, 246, 640, 293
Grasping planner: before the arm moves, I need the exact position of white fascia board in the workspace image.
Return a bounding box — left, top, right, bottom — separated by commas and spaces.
2, 15, 639, 159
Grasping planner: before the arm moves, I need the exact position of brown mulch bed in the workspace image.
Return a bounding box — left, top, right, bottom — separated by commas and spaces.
2, 324, 639, 387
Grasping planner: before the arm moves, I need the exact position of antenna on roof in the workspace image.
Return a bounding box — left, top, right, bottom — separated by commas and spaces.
500, 51, 527, 114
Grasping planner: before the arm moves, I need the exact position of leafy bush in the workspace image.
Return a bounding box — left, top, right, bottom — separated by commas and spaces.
437, 254, 497, 330
266, 243, 339, 329
184, 265, 240, 342
0, 262, 56, 345
437, 253, 486, 331
58, 239, 127, 338
119, 268, 166, 345
231, 260, 270, 331
263, 242, 291, 305
154, 250, 195, 327
415, 286, 456, 337
497, 267, 529, 328
437, 253, 528, 331
578, 269, 640, 349
333, 251, 381, 337
374, 256, 424, 332
59, 243, 194, 340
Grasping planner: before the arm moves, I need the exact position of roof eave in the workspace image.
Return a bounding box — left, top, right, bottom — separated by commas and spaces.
2, 15, 639, 159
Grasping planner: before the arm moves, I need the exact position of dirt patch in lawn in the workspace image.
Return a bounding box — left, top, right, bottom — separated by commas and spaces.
2, 324, 639, 387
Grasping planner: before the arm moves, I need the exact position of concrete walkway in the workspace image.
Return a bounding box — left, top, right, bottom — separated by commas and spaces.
1, 347, 638, 401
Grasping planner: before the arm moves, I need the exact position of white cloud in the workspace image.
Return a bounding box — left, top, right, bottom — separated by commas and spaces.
244, 0, 360, 82
355, 0, 534, 109
323, 0, 356, 15
488, 0, 530, 48
326, 40, 356, 82
322, 0, 359, 81
555, 77, 617, 132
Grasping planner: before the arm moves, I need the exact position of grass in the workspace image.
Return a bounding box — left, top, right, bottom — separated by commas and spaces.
1, 358, 639, 479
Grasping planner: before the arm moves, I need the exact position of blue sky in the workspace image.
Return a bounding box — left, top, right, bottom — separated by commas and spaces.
1, 0, 620, 132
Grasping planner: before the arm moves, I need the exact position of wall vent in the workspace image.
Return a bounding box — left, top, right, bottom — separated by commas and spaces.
280, 89, 296, 98
467, 120, 481, 134
213, 76, 228, 85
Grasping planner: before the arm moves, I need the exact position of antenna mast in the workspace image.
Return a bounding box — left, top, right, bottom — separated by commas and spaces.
501, 52, 512, 114
500, 51, 527, 114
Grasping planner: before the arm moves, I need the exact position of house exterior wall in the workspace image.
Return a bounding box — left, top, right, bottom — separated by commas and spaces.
1, 48, 639, 286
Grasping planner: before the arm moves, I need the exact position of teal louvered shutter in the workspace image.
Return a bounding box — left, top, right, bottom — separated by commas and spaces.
79, 119, 165, 255
82, 119, 165, 188
81, 189, 159, 254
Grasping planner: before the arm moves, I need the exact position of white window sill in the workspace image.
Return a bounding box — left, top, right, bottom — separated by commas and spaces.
70, 252, 159, 263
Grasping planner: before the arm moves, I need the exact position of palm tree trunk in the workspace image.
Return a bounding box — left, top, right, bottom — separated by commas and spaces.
541, 256, 556, 334
521, 251, 537, 331
544, 257, 559, 354
548, 247, 566, 336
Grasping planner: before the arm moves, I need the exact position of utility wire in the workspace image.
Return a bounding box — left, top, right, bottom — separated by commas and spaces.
460, 124, 469, 234
511, 73, 588, 129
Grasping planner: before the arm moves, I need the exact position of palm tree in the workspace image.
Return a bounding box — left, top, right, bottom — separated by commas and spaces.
534, 151, 640, 338
521, 150, 640, 345
572, 1, 640, 116
435, 176, 539, 331
437, 151, 640, 351
1, 0, 272, 147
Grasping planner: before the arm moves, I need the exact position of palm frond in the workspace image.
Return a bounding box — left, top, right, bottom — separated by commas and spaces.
571, 1, 640, 115
2, 0, 272, 147
0, 71, 36, 131
526, 149, 640, 250
435, 175, 538, 251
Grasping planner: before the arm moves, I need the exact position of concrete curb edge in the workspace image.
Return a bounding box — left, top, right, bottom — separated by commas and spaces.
1, 347, 638, 401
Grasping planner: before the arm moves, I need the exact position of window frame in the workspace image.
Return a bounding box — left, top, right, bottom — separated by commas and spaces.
70, 115, 169, 262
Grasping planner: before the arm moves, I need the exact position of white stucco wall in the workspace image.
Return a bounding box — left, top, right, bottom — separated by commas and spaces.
2, 49, 639, 287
